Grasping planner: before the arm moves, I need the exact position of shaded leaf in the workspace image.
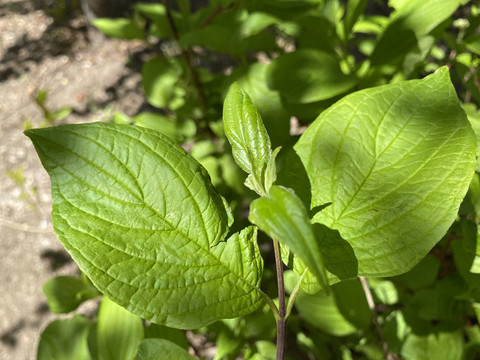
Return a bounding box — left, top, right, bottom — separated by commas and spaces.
343, 0, 368, 39
37, 315, 92, 360
135, 339, 195, 360
401, 331, 463, 360
294, 290, 357, 337
144, 323, 189, 350
43, 275, 99, 314
228, 63, 291, 147
142, 58, 184, 109
267, 49, 358, 104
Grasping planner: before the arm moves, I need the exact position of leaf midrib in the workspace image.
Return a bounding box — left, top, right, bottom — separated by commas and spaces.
60, 225, 262, 317
325, 90, 404, 226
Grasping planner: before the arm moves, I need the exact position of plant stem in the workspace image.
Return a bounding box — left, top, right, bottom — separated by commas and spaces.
200, 4, 232, 29
161, 0, 207, 110
360, 277, 396, 360
273, 239, 286, 360
285, 268, 307, 319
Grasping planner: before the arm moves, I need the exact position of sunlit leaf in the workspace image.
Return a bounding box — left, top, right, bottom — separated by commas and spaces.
26, 122, 264, 329
97, 297, 144, 360
294, 67, 475, 277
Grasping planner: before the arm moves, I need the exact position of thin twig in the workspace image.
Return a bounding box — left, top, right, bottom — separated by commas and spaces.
0, 217, 52, 234
161, 0, 207, 110
360, 277, 397, 360
200, 5, 232, 29
273, 239, 286, 360
285, 268, 307, 319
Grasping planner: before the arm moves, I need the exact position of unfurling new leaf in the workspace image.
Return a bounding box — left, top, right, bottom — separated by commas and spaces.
223, 82, 274, 195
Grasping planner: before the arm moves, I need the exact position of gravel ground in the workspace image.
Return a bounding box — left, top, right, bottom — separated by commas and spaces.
0, 2, 148, 358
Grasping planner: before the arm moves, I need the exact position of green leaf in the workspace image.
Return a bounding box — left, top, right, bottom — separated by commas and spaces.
249, 185, 329, 290
294, 289, 357, 337
368, 279, 399, 305
238, 12, 280, 37
214, 329, 244, 360
371, 0, 462, 65
267, 49, 358, 104
223, 82, 272, 195
37, 315, 92, 360
295, 67, 475, 277
452, 223, 480, 301
384, 310, 410, 354
132, 113, 177, 139
25, 122, 264, 328
332, 279, 372, 330
343, 0, 368, 39
142, 58, 184, 109
394, 254, 441, 290
407, 274, 465, 326
463, 104, 480, 171
144, 323, 189, 350
281, 223, 358, 294
180, 10, 276, 56
401, 331, 464, 360
43, 275, 99, 313
245, 341, 277, 360
91, 18, 144, 40
134, 3, 172, 39
264, 147, 280, 194
97, 297, 144, 360
51, 107, 73, 122
296, 15, 336, 52
135, 339, 196, 360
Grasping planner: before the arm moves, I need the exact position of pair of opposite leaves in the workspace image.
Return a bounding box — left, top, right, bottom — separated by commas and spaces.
26, 67, 475, 329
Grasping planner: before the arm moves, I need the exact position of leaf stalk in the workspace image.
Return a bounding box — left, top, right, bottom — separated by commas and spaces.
285, 268, 307, 319
273, 239, 286, 360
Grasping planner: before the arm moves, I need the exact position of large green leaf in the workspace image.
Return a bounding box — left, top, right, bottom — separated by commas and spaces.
25, 122, 264, 328
37, 315, 92, 360
97, 297, 144, 360
135, 339, 195, 360
249, 185, 329, 290
295, 67, 475, 277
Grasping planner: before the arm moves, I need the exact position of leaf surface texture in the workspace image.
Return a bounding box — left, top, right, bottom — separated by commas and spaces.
26, 122, 264, 328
